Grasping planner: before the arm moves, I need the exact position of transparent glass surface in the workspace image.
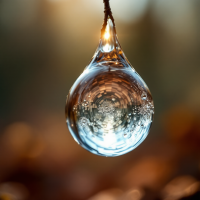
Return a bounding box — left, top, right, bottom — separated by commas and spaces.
65, 19, 154, 157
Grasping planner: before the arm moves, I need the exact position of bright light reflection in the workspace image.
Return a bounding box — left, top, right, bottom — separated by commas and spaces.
102, 19, 114, 52
104, 32, 110, 40
103, 44, 111, 52
103, 121, 116, 147
104, 133, 116, 146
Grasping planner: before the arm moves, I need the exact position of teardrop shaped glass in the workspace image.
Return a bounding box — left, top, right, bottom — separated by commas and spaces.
65, 18, 154, 157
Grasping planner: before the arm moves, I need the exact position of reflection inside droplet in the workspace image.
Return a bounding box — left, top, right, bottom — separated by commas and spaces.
104, 32, 110, 40
101, 18, 115, 52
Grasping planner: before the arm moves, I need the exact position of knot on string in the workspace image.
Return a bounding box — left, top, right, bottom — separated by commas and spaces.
101, 0, 116, 36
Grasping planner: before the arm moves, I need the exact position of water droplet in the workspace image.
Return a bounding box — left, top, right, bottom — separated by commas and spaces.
65, 16, 154, 157
124, 133, 127, 138
98, 101, 115, 114
141, 92, 147, 100
80, 117, 88, 127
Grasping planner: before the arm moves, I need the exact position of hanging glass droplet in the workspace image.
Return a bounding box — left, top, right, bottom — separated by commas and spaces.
65, 2, 154, 157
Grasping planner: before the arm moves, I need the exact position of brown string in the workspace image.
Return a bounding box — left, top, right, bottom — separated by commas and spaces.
101, 0, 116, 36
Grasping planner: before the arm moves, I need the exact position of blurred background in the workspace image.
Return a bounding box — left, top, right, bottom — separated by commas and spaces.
0, 0, 200, 199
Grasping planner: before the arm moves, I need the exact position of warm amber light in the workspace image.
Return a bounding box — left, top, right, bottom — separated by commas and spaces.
104, 32, 110, 40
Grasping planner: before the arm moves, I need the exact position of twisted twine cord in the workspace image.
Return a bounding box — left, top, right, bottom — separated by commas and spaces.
101, 0, 116, 36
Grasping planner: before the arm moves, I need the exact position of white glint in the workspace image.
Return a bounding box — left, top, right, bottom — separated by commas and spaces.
103, 132, 116, 147
102, 118, 116, 147
104, 32, 110, 40
103, 44, 112, 52
104, 22, 111, 39
102, 19, 115, 52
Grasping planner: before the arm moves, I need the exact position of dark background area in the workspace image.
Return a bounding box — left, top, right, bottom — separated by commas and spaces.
0, 0, 200, 199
